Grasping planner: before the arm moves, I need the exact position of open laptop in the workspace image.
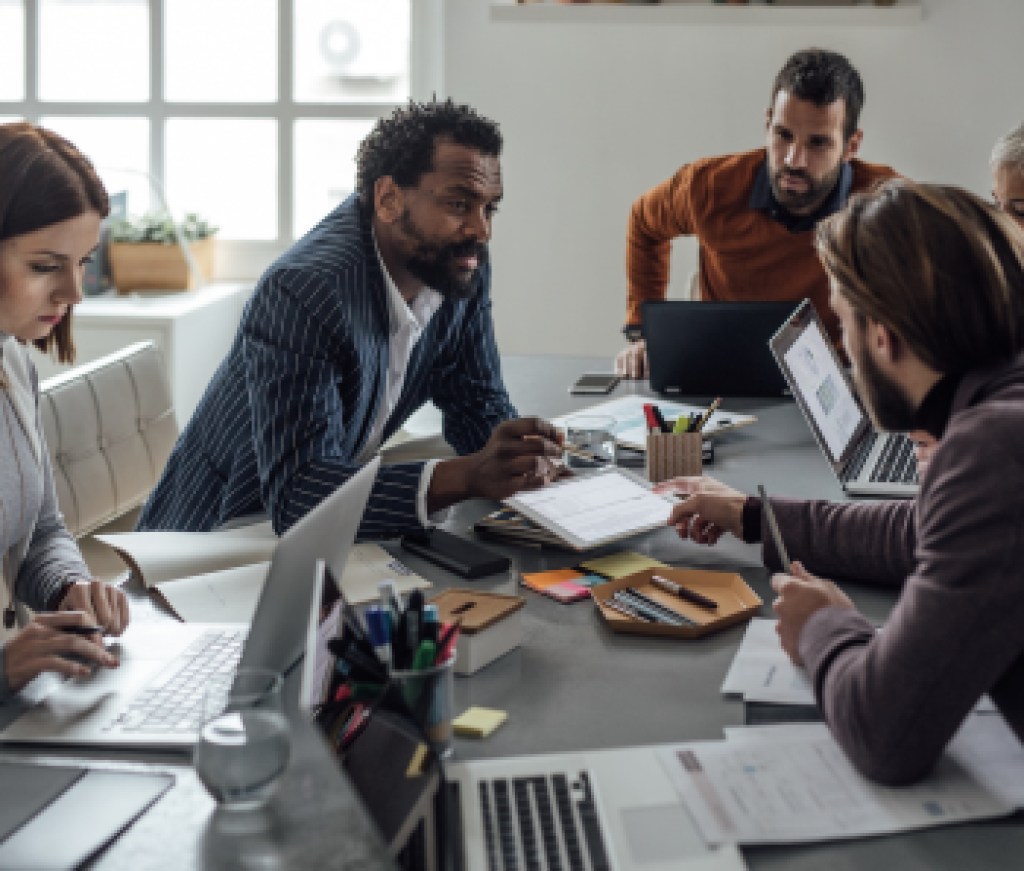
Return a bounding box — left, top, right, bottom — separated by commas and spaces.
0, 457, 380, 749
303, 572, 744, 871
770, 300, 918, 498
642, 300, 797, 397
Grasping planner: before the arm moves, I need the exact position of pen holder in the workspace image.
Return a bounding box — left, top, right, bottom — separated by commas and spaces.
646, 431, 703, 484
389, 652, 456, 759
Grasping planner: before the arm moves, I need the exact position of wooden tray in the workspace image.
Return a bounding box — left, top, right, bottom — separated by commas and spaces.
592, 567, 762, 639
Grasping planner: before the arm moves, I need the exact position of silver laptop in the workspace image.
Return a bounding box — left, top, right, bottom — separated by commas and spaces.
770, 300, 918, 498
0, 458, 380, 749
301, 567, 742, 871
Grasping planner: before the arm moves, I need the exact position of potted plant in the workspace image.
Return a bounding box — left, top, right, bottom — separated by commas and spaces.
107, 211, 218, 293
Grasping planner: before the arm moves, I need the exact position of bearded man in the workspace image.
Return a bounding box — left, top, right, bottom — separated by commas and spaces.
616, 48, 898, 379
139, 99, 561, 538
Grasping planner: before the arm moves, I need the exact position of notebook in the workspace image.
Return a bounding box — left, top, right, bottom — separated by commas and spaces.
642, 300, 797, 397
769, 300, 918, 498
0, 457, 379, 749
302, 566, 744, 871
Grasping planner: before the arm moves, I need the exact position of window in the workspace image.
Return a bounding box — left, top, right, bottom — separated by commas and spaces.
1, 0, 441, 278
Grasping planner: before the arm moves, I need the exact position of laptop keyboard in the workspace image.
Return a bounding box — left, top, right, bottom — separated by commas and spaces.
843, 431, 919, 486
477, 770, 611, 871
108, 629, 245, 734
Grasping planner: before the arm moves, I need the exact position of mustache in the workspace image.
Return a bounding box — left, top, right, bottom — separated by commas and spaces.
777, 168, 812, 183
448, 239, 488, 260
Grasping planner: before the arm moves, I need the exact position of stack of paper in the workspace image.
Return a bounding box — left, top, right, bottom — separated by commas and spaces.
473, 507, 568, 548
656, 715, 1023, 846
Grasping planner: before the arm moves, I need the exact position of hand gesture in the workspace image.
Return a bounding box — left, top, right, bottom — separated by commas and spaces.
614, 339, 648, 380
656, 475, 745, 545
770, 561, 854, 665
3, 612, 119, 692
59, 580, 130, 636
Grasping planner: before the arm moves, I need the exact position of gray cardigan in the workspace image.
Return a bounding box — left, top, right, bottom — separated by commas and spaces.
762, 355, 1024, 785
0, 336, 91, 698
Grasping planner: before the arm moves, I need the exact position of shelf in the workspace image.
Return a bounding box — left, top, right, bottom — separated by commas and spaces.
490, 1, 923, 26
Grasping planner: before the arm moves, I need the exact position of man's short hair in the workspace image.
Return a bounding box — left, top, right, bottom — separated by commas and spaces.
816, 179, 1024, 376
356, 98, 502, 211
771, 49, 864, 141
991, 121, 1024, 175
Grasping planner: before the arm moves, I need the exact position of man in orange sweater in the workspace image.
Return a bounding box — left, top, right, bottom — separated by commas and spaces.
616, 48, 897, 379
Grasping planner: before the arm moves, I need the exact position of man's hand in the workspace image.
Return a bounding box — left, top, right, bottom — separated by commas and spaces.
3, 612, 119, 693
656, 475, 746, 545
614, 339, 648, 380
908, 429, 938, 477
770, 561, 854, 665
428, 417, 563, 512
59, 580, 130, 636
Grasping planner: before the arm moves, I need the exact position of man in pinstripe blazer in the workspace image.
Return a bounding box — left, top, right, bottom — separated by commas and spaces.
138, 100, 562, 539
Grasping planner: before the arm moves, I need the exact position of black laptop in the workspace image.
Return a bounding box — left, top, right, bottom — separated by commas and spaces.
642, 300, 798, 397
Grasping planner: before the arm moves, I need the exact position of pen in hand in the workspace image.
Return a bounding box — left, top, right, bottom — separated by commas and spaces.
59, 624, 104, 636
758, 484, 792, 570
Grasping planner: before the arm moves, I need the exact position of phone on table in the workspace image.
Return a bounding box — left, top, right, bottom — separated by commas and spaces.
569, 373, 621, 395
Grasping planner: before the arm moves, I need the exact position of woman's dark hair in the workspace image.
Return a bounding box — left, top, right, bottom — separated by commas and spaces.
816, 178, 1024, 375
0, 122, 110, 362
356, 98, 502, 212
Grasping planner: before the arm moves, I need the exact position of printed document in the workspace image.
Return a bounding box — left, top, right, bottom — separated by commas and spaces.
657, 723, 1011, 845
505, 468, 674, 550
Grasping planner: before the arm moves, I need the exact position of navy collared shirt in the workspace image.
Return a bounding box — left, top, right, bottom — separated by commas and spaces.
749, 159, 853, 234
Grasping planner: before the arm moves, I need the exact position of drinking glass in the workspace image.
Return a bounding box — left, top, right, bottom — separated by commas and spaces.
564, 414, 618, 469
193, 668, 291, 811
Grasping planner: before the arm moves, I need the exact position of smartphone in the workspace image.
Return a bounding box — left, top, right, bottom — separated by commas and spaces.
569, 373, 621, 395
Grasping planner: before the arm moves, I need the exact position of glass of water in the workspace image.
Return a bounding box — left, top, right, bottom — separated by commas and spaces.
564, 414, 618, 469
194, 668, 291, 811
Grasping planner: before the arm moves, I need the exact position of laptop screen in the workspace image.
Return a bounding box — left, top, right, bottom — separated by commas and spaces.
770, 300, 871, 468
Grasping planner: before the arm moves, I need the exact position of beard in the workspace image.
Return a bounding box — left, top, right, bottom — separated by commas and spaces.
400, 209, 488, 300
853, 339, 918, 432
769, 161, 843, 215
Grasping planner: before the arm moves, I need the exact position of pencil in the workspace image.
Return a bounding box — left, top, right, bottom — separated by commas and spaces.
757, 484, 792, 569
693, 397, 722, 433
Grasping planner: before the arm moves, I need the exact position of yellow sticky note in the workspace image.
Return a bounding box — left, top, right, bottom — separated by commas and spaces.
453, 706, 508, 738
578, 551, 668, 580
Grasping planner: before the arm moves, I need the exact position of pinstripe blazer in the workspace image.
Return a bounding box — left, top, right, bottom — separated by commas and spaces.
137, 195, 516, 539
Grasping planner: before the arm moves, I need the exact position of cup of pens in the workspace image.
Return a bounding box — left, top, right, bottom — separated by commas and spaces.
389, 651, 457, 759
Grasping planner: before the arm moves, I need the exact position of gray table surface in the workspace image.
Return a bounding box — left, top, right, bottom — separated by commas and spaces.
4, 354, 1022, 870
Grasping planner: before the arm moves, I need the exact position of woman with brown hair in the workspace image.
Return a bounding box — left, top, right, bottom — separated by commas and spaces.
0, 122, 128, 698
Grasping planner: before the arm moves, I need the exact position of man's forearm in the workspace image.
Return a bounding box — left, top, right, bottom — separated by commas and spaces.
426, 456, 474, 514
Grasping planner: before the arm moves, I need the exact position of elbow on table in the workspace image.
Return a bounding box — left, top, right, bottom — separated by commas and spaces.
839, 732, 940, 787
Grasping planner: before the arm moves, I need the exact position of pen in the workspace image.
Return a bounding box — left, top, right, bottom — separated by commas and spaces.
365, 606, 392, 666
613, 589, 686, 626
604, 598, 652, 622
692, 397, 722, 433
436, 619, 462, 665
642, 403, 662, 434
620, 588, 698, 627
650, 404, 670, 434
650, 574, 718, 611
59, 624, 103, 636
758, 484, 792, 569
412, 639, 437, 671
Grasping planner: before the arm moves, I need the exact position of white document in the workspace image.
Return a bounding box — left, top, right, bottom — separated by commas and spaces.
505, 468, 674, 551
96, 523, 277, 588
149, 544, 429, 623
720, 618, 815, 705
657, 723, 1010, 846
723, 618, 999, 712
552, 396, 756, 450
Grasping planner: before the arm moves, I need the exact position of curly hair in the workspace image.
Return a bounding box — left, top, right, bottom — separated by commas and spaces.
771, 49, 864, 141
0, 122, 110, 363
355, 99, 502, 211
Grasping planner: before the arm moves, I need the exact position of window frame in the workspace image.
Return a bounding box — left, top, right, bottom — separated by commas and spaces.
2, 0, 443, 278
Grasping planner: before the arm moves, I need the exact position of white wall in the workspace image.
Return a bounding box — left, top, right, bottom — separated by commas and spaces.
443, 0, 1022, 359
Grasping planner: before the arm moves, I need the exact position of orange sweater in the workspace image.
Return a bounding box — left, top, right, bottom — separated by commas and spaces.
626, 148, 897, 343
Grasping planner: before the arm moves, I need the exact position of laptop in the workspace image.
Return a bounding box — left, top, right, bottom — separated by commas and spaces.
642, 300, 797, 397
770, 300, 918, 498
0, 457, 380, 749
303, 570, 744, 871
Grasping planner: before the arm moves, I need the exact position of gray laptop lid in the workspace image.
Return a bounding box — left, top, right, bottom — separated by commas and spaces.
642, 300, 797, 397
239, 456, 379, 676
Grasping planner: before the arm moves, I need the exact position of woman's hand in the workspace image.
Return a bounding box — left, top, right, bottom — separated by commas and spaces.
655, 475, 747, 545
58, 580, 130, 636
3, 612, 119, 692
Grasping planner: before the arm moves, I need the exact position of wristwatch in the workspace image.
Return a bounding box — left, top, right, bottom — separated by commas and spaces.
622, 324, 644, 343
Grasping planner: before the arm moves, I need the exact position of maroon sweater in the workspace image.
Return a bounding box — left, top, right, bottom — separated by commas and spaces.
763, 356, 1024, 785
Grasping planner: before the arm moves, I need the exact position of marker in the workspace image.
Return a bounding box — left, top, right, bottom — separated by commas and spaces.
650, 404, 670, 433
423, 604, 440, 644
365, 606, 392, 666
650, 574, 718, 611
758, 484, 792, 569
412, 640, 437, 672
672, 415, 691, 434
642, 403, 662, 434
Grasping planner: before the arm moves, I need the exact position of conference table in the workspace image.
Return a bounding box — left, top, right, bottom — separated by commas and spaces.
3, 354, 1022, 870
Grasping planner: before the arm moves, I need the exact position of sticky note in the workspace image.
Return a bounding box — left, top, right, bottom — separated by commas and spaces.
544, 581, 591, 603
578, 551, 668, 580
453, 706, 508, 738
